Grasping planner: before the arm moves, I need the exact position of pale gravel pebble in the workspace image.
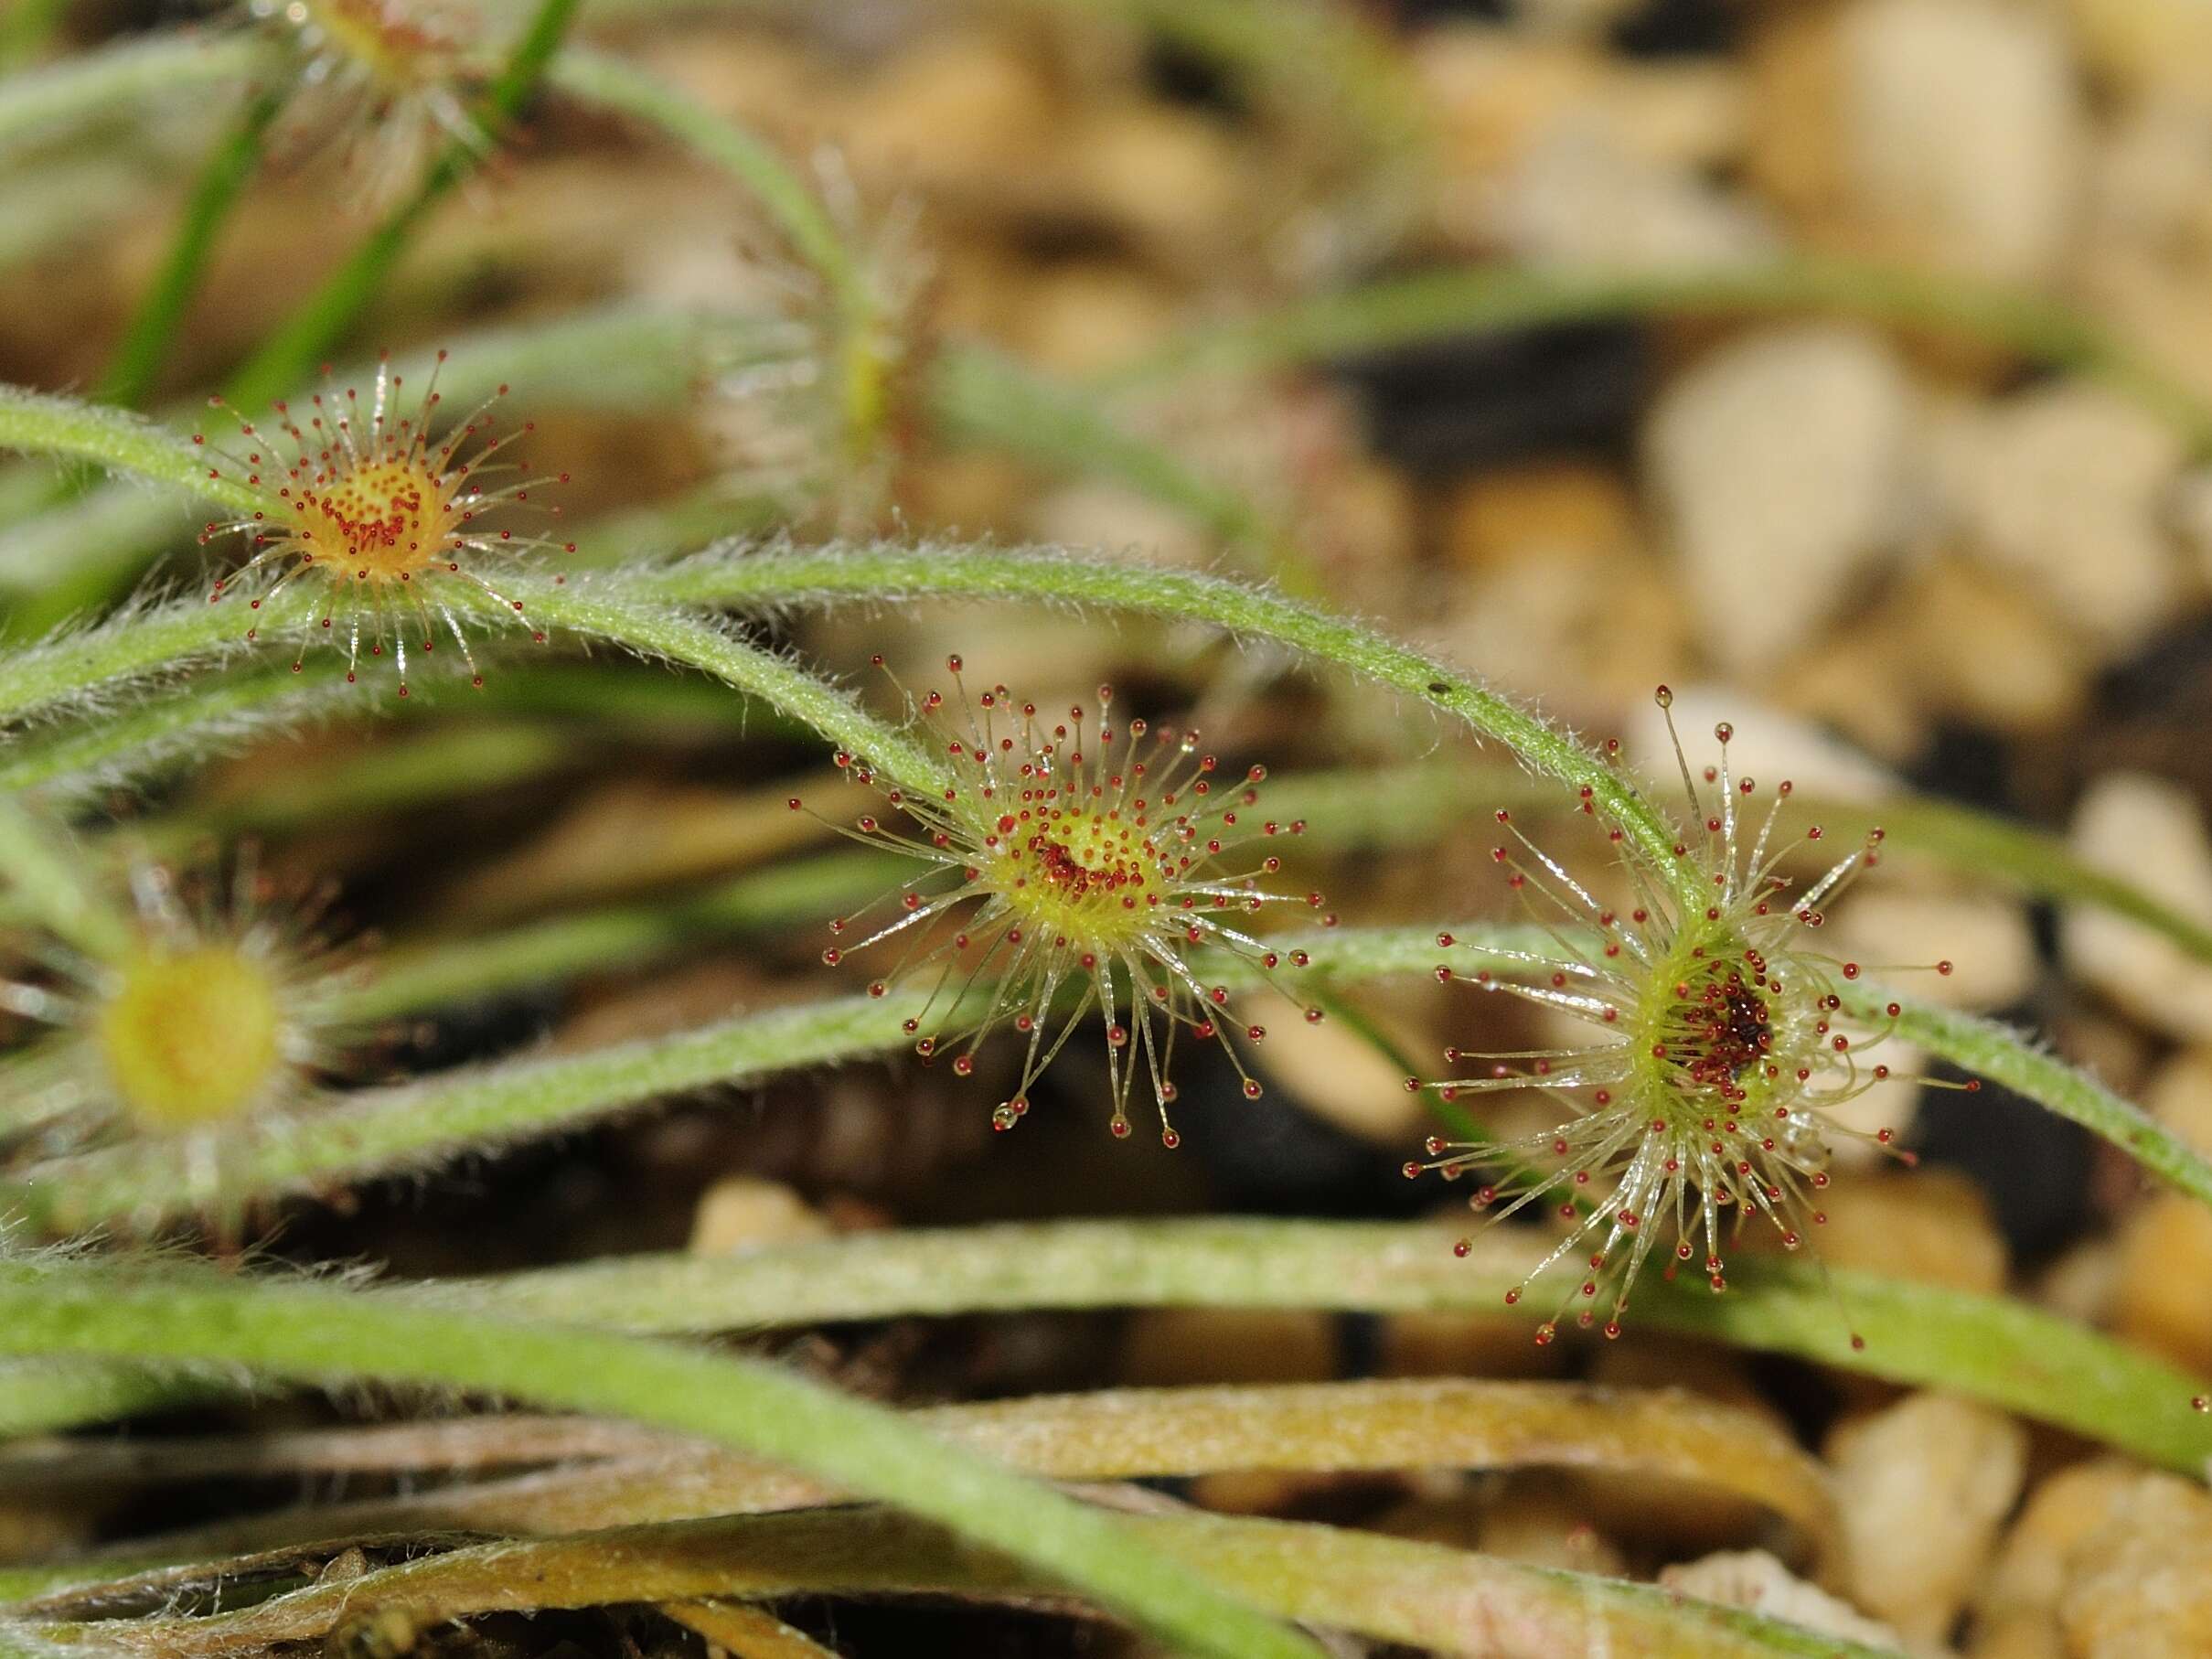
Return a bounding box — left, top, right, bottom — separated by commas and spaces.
1643, 326, 1920, 672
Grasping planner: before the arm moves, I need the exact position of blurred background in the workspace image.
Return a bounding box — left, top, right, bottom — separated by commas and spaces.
5, 0, 2212, 1650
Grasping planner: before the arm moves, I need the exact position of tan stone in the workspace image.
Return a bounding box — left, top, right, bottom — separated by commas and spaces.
1243, 983, 1430, 1146
2063, 775, 2212, 1044
689, 1177, 831, 1256
1064, 102, 1245, 253
1585, 1333, 1775, 1420
1969, 1622, 2064, 1659
1415, 27, 1605, 184
1832, 883, 2038, 1014
2113, 1194, 2212, 1375
2031, 1239, 2121, 1329
2145, 1048, 2212, 1154
1767, 605, 1931, 765
2068, 0, 2212, 102
1827, 1392, 2028, 1643
1900, 556, 2089, 734
1744, 9, 1845, 226
1971, 1461, 2140, 1658
1307, 453, 1419, 576
1440, 461, 1640, 571
1931, 386, 2186, 658
1644, 324, 1918, 671
1981, 1460, 2138, 1611
2059, 1472, 2212, 1657
1473, 1485, 1627, 1576
841, 31, 1059, 201
1010, 262, 1178, 378
1425, 36, 1731, 165
1834, 0, 2083, 284
1811, 1169, 2009, 1295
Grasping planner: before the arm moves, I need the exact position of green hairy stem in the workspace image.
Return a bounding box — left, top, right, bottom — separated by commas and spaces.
0, 1256, 1322, 1659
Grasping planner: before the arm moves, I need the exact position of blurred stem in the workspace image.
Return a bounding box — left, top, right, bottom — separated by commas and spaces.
541, 48, 1318, 588
0, 0, 69, 70
926, 344, 1321, 594
94, 90, 283, 411
0, 668, 359, 808
5, 541, 2206, 1216
0, 32, 275, 153
547, 48, 860, 309
1097, 258, 2212, 454
336, 848, 901, 1020
328, 764, 1501, 1021
144, 721, 573, 849
1054, 0, 1425, 165
219, 0, 585, 412
0, 1258, 1322, 1659
1814, 792, 2212, 962
1867, 990, 2212, 1211
0, 797, 130, 962
20, 1506, 1892, 1659
474, 1216, 2212, 1478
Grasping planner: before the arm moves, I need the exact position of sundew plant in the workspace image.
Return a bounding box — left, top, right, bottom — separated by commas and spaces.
0, 3, 2210, 1656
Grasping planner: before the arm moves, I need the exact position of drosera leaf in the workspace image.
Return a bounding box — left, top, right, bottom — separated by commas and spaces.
8, 1506, 1903, 1659
0, 1253, 1326, 1659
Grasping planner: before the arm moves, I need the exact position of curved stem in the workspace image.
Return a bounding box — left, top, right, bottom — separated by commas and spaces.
324, 763, 1515, 1022
0, 668, 356, 807
0, 1357, 228, 1438
0, 1258, 1322, 1659
0, 588, 315, 727
4, 538, 2204, 1216
0, 304, 756, 601
469, 1216, 2212, 1477
15, 917, 2212, 1252
0, 389, 261, 519
644, 543, 1702, 906
1868, 992, 2212, 1210
0, 924, 1499, 1229
493, 574, 956, 801
335, 849, 900, 1021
